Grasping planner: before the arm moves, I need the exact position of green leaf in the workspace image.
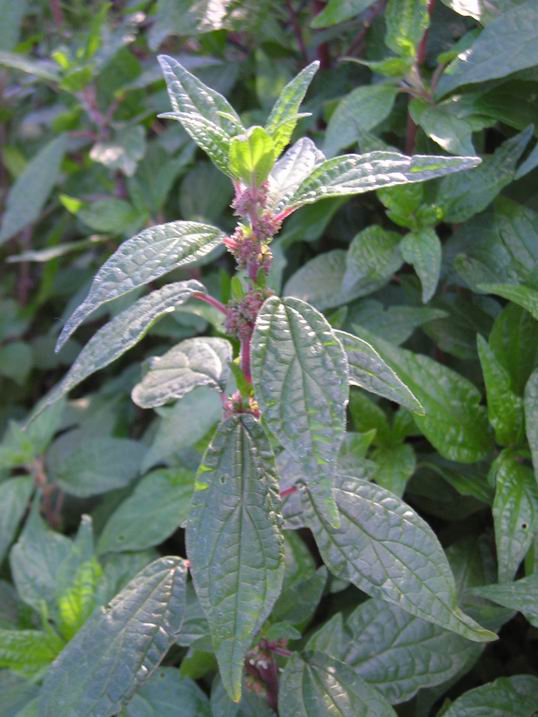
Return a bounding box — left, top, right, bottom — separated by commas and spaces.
477, 283, 538, 321
314, 598, 481, 704
39, 556, 188, 717
359, 333, 494, 463
98, 468, 194, 554
349, 300, 446, 345
492, 451, 538, 582
267, 138, 325, 215
35, 280, 205, 416
0, 50, 59, 82
124, 667, 211, 717
284, 249, 363, 311
335, 330, 423, 412
372, 443, 416, 497
409, 98, 476, 156
311, 0, 376, 28
490, 303, 538, 396
524, 368, 538, 485
157, 55, 241, 135
0, 342, 32, 385
132, 336, 232, 409
437, 1, 538, 97
9, 502, 74, 615
401, 228, 442, 303
0, 477, 33, 564
385, 0, 429, 57
158, 54, 243, 176
452, 197, 538, 290
282, 152, 481, 213
477, 335, 525, 446
229, 126, 276, 186
142, 386, 222, 471
343, 226, 403, 293
303, 473, 496, 641
324, 84, 398, 157
0, 671, 39, 716
278, 652, 397, 717
46, 432, 144, 497
265, 61, 319, 156
0, 0, 28, 50
472, 573, 538, 628
57, 557, 103, 641
56, 223, 222, 351
186, 416, 284, 702
0, 629, 64, 677
89, 126, 146, 177
438, 127, 532, 223
271, 567, 328, 628
440, 674, 538, 717
251, 297, 349, 526
78, 198, 145, 235
159, 111, 233, 176
0, 135, 67, 245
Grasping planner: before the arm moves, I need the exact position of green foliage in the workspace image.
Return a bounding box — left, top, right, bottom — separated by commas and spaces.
1, 2, 538, 715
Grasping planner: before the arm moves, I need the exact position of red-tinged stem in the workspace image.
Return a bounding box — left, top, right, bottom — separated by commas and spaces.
50, 0, 64, 27
192, 291, 227, 315
314, 1, 330, 69
270, 645, 293, 657
280, 485, 298, 498
405, 0, 436, 153
240, 335, 252, 384
286, 0, 309, 65
345, 0, 387, 57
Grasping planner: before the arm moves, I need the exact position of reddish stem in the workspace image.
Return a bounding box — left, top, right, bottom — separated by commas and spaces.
50, 0, 64, 27
192, 291, 227, 315
314, 1, 330, 69
345, 0, 387, 57
240, 335, 252, 384
280, 485, 298, 499
405, 0, 436, 153
286, 0, 309, 65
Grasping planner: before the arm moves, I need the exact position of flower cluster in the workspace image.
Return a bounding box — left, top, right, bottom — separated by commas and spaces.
224, 288, 272, 340
223, 225, 273, 277
223, 390, 260, 419
225, 181, 282, 278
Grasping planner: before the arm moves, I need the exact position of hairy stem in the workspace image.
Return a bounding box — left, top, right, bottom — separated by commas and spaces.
345, 0, 387, 57
240, 334, 253, 384
286, 0, 309, 65
405, 0, 436, 153
192, 291, 227, 315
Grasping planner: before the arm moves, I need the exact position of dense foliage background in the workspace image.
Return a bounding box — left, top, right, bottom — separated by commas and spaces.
1, 1, 538, 715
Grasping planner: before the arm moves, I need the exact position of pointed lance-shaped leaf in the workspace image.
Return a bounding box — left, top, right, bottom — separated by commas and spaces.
266, 138, 325, 215
158, 54, 244, 176
132, 337, 232, 409
186, 416, 285, 702
39, 557, 188, 717
440, 674, 538, 717
251, 296, 349, 528
302, 473, 496, 642
264, 61, 319, 157
278, 652, 397, 717
157, 55, 243, 136
281, 152, 481, 213
56, 221, 224, 351
33, 281, 205, 419
335, 330, 423, 413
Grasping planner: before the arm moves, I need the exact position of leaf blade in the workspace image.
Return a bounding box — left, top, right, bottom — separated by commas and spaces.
56, 222, 223, 350
186, 416, 285, 702
39, 556, 188, 717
